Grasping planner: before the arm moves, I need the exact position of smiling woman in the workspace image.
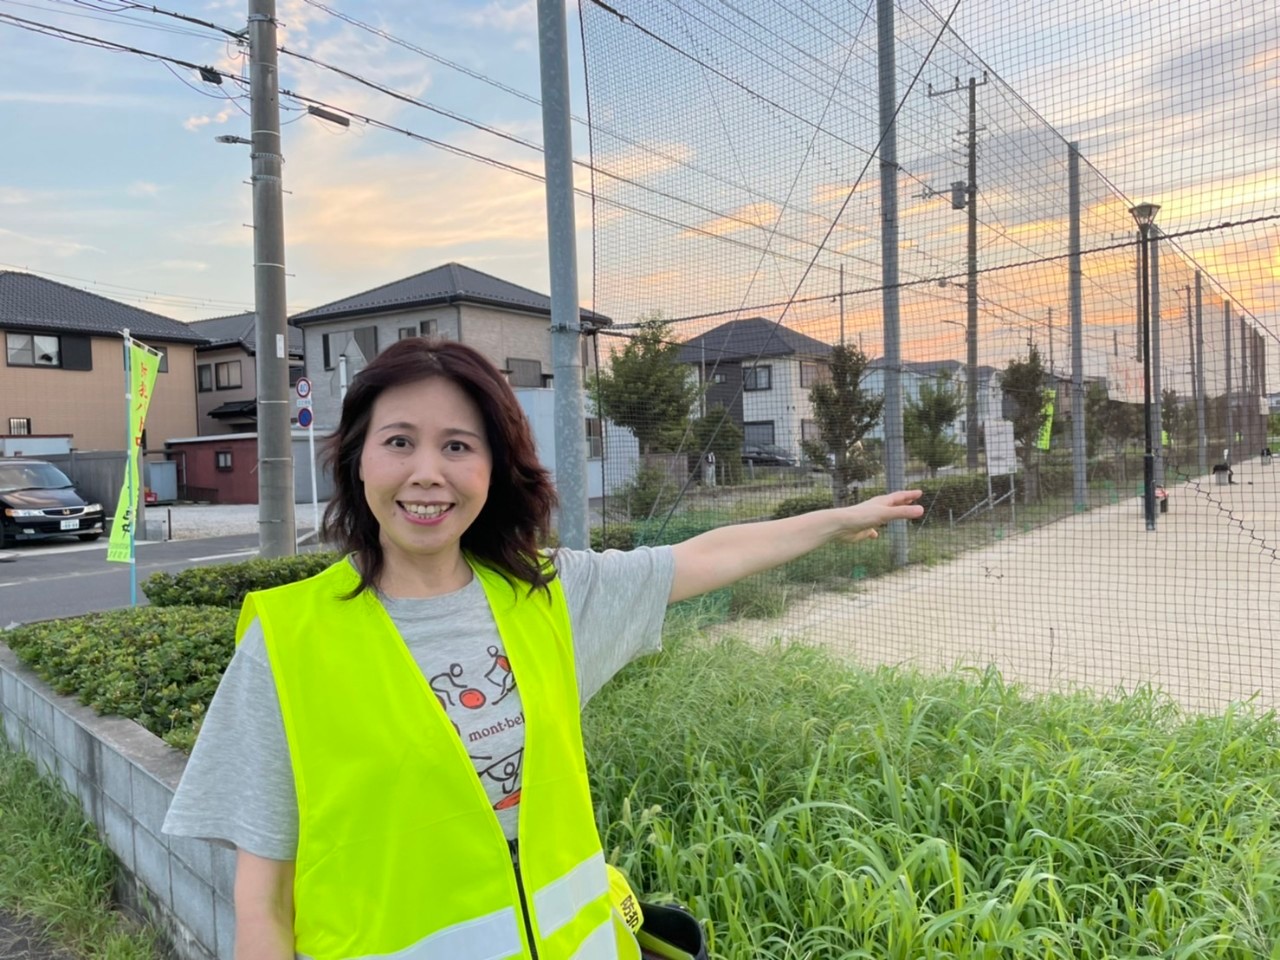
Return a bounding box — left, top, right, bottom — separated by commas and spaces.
161, 337, 920, 960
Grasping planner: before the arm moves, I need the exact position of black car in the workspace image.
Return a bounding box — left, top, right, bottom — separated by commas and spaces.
0, 459, 105, 548
741, 444, 798, 467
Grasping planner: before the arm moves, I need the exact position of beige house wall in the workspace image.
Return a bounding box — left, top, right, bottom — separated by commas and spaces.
1, 336, 198, 452
195, 347, 255, 435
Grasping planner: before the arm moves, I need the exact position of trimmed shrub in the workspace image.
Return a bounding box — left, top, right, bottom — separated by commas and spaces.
4, 606, 239, 750
591, 524, 638, 551
143, 551, 340, 608
772, 493, 835, 519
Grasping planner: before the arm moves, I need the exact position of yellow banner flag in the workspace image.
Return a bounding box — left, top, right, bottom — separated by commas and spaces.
107, 341, 162, 563
1035, 387, 1055, 451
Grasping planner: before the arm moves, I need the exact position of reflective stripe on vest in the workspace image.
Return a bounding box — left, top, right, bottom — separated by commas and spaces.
239, 557, 615, 960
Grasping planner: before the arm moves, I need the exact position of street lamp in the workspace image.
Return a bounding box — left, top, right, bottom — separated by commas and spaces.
1130, 201, 1160, 532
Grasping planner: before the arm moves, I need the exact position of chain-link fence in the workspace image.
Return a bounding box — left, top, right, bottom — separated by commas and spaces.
578, 0, 1279, 713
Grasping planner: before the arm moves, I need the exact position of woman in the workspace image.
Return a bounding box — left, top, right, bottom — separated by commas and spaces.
164, 337, 922, 959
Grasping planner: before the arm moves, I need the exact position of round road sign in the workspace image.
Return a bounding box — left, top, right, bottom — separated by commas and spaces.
296, 377, 312, 399
298, 407, 314, 429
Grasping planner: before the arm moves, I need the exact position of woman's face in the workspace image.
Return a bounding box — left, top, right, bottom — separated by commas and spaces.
358, 376, 492, 580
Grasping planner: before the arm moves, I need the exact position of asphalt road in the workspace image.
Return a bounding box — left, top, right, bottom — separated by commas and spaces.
0, 533, 272, 628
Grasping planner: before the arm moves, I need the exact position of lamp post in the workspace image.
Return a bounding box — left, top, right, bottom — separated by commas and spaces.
1130, 201, 1160, 532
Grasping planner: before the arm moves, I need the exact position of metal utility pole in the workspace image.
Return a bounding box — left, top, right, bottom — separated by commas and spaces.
1194, 273, 1207, 474
878, 0, 907, 566
928, 73, 987, 470
839, 263, 845, 345
537, 0, 589, 549
1129, 202, 1159, 531
248, 0, 295, 557
1225, 300, 1234, 464
1068, 143, 1086, 512
1150, 231, 1163, 487
1240, 316, 1250, 452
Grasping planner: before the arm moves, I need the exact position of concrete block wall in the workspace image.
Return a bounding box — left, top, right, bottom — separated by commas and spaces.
0, 643, 232, 959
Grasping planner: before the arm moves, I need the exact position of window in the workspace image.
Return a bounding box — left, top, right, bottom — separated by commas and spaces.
322, 333, 334, 371
398, 326, 417, 340
215, 450, 233, 472
353, 326, 378, 362
709, 371, 727, 384
198, 363, 213, 392
743, 421, 776, 446
507, 358, 543, 388
154, 345, 169, 373
800, 361, 830, 388
801, 419, 820, 443
6, 332, 61, 367
585, 418, 604, 459
8, 417, 32, 435
743, 364, 772, 391
215, 360, 242, 389
420, 319, 437, 337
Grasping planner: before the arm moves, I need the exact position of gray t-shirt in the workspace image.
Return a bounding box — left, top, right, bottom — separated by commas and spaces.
162, 547, 675, 859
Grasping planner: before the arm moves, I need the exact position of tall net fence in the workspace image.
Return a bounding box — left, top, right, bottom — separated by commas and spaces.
577, 0, 1279, 713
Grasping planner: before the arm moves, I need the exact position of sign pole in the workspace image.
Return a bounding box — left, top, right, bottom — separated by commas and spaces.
295, 377, 319, 543
123, 329, 136, 606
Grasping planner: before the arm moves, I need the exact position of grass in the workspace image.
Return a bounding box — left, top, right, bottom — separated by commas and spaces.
585, 627, 1280, 959
0, 741, 161, 959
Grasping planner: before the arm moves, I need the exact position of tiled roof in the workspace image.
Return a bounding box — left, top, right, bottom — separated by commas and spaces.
187, 311, 303, 357
290, 262, 610, 327
677, 317, 833, 364
0, 271, 207, 344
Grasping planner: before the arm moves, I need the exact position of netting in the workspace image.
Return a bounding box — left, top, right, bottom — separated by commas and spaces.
578, 0, 1279, 714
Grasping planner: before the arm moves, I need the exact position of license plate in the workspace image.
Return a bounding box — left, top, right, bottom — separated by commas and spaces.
60, 518, 79, 531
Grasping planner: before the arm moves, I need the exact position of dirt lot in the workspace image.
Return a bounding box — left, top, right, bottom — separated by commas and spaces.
716, 457, 1280, 714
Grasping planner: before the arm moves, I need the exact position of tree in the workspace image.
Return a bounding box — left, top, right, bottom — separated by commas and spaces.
687, 407, 744, 485
905, 373, 962, 477
589, 314, 699, 455
1000, 347, 1049, 501
801, 343, 883, 506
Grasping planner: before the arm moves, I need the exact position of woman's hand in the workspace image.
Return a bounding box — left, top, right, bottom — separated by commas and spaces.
831, 490, 925, 543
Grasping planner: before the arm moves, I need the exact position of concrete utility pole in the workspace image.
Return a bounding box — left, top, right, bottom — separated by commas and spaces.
248, 0, 295, 556
878, 0, 907, 567
928, 73, 987, 470
536, 0, 589, 549
1193, 274, 1207, 474
1224, 300, 1234, 463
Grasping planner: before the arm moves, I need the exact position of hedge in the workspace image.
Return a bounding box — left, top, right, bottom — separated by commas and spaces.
143, 551, 340, 608
3, 606, 239, 751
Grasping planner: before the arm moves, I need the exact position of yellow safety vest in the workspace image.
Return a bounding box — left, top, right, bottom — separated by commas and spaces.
237, 557, 621, 960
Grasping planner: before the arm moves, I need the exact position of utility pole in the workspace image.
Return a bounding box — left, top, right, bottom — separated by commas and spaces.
928, 72, 987, 470
248, 0, 295, 556
1150, 230, 1163, 488
537, 0, 589, 549
878, 0, 907, 567
838, 263, 845, 346
1067, 143, 1085, 512
1224, 300, 1234, 464
1193, 273, 1207, 475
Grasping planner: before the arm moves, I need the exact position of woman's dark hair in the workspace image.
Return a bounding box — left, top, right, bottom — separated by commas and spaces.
321, 337, 558, 595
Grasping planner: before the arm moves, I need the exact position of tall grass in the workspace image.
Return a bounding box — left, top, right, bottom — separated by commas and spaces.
585, 632, 1280, 959
0, 741, 160, 959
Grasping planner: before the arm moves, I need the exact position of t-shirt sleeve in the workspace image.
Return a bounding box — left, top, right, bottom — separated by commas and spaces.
161, 618, 299, 861
555, 546, 675, 705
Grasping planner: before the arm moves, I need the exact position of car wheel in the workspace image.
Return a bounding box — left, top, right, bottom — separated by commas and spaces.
78, 533, 102, 542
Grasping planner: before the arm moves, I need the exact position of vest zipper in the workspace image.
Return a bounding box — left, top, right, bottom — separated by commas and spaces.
509, 839, 540, 959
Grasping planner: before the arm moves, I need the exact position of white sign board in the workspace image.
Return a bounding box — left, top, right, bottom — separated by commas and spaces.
986, 420, 1018, 477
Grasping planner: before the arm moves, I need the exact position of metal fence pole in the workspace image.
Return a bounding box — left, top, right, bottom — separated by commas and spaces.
1068, 144, 1086, 511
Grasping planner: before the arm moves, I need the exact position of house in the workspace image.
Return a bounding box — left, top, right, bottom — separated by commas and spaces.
187, 312, 305, 435
863, 358, 1003, 442
676, 317, 833, 456
289, 262, 610, 430
0, 271, 205, 454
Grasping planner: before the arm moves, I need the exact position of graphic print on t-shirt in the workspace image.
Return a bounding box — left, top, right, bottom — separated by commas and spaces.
428, 646, 525, 814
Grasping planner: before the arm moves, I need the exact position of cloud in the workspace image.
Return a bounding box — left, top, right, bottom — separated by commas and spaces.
0, 227, 102, 258
464, 1, 536, 33
128, 182, 162, 199
183, 107, 235, 132
160, 260, 209, 272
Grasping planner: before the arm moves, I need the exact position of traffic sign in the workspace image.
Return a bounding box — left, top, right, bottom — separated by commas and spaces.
296, 377, 312, 399
298, 407, 313, 429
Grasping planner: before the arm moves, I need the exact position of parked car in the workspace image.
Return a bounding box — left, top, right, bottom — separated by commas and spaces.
741, 444, 798, 467
0, 459, 105, 547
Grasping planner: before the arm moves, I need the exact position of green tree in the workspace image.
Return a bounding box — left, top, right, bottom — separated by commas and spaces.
905, 373, 962, 477
1000, 347, 1049, 501
801, 343, 883, 506
589, 314, 699, 455
687, 407, 744, 485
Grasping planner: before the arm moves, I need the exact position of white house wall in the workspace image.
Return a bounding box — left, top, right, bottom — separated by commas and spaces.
741, 358, 813, 455
515, 387, 638, 500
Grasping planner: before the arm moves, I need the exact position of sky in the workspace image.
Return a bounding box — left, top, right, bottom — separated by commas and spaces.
0, 0, 1276, 396
0, 0, 588, 319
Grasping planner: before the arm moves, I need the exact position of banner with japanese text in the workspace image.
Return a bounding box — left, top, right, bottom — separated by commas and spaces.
1035, 388, 1056, 451
107, 340, 161, 563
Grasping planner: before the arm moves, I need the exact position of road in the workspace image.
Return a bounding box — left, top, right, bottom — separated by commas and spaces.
0, 534, 280, 628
